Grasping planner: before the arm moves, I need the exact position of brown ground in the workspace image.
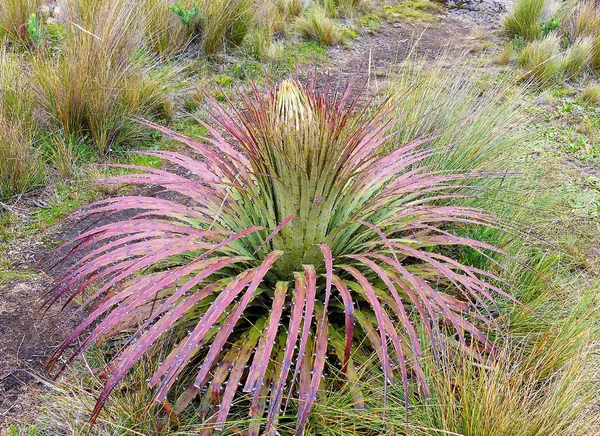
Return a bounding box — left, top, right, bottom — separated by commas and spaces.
321, 15, 497, 94
0, 220, 84, 428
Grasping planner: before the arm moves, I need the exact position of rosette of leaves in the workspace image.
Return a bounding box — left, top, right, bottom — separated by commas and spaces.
46, 78, 517, 434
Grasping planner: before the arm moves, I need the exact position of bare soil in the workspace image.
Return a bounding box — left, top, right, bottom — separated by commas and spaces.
0, 225, 73, 427
321, 14, 498, 95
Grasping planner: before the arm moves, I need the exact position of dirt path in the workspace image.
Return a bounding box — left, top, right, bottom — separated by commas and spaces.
322, 7, 504, 94
0, 220, 84, 427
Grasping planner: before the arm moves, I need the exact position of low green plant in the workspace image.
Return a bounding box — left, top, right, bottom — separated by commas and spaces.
359, 12, 382, 33
212, 74, 234, 87
27, 13, 41, 45
293, 6, 343, 46
169, 2, 200, 24
511, 34, 526, 51
383, 0, 442, 23
540, 16, 560, 36
7, 424, 39, 436
502, 0, 548, 41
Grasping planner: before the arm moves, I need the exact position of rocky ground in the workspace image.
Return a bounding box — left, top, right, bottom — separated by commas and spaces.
445, 0, 511, 27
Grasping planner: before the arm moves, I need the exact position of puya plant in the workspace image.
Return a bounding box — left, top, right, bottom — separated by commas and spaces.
45, 79, 518, 434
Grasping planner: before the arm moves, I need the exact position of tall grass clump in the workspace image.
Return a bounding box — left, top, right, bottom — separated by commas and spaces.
202, 0, 254, 54
563, 0, 600, 69
502, 0, 549, 41
31, 0, 176, 156
304, 289, 598, 436
517, 33, 563, 84
410, 290, 599, 436
46, 77, 521, 435
391, 57, 524, 173
0, 51, 43, 200
562, 36, 594, 75
142, 0, 200, 56
0, 0, 41, 45
582, 82, 600, 105
243, 25, 272, 60
294, 6, 343, 46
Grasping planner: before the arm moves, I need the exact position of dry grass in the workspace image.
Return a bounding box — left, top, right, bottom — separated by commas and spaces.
562, 36, 594, 75
554, 0, 600, 69
202, 0, 254, 54
142, 0, 199, 56
497, 42, 513, 64
31, 0, 176, 156
0, 51, 43, 200
415, 326, 597, 435
582, 82, 600, 105
565, 0, 600, 68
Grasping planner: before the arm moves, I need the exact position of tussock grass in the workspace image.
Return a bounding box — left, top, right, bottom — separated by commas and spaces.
304, 291, 598, 436
243, 25, 272, 60
203, 0, 254, 54
391, 57, 524, 172
582, 82, 600, 105
279, 0, 305, 17
563, 0, 600, 39
413, 291, 599, 436
497, 42, 513, 64
294, 6, 343, 46
562, 36, 594, 75
142, 0, 199, 56
563, 0, 600, 68
517, 34, 563, 84
0, 51, 43, 200
0, 0, 41, 45
31, 0, 177, 155
502, 0, 548, 41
